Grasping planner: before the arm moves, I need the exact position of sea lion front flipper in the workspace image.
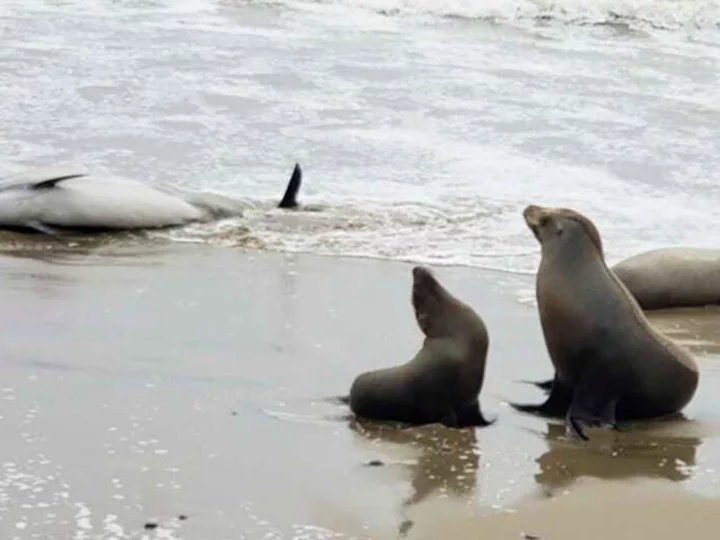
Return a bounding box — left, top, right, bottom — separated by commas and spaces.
509, 375, 572, 418
565, 365, 618, 442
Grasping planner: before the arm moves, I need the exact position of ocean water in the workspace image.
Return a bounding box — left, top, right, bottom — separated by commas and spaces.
2, 0, 720, 273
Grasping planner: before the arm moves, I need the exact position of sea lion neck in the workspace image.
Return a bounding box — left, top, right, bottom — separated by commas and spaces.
540, 230, 605, 278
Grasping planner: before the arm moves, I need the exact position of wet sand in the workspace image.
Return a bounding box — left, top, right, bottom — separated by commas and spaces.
1, 239, 720, 539
369, 477, 720, 540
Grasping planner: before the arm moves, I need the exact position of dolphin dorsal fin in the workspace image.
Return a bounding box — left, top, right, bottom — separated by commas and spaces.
278, 163, 302, 209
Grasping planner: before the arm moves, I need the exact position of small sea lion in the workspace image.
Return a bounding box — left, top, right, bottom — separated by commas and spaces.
510, 205, 699, 440
0, 162, 303, 235
347, 265, 493, 428
612, 247, 720, 310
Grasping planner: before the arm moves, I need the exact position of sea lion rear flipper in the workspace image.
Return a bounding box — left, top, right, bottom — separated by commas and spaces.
277, 163, 301, 209
509, 375, 571, 418
565, 365, 618, 441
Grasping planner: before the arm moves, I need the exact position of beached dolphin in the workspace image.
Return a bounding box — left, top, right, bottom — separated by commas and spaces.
0, 162, 303, 235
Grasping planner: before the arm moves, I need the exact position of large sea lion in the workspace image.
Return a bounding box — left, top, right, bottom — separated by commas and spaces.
347, 266, 493, 428
0, 162, 303, 235
612, 247, 720, 310
510, 205, 699, 440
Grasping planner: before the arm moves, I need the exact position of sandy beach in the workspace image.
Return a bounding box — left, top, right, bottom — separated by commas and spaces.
0, 238, 719, 539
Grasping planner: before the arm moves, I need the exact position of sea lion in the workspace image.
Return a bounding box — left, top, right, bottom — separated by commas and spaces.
347, 265, 493, 428
612, 247, 720, 310
0, 162, 303, 235
510, 205, 699, 440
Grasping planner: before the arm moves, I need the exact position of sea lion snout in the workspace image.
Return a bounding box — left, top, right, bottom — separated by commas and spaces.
523, 205, 551, 241
523, 204, 542, 225
412, 266, 445, 307
523, 205, 551, 227
412, 266, 439, 333
412, 266, 436, 287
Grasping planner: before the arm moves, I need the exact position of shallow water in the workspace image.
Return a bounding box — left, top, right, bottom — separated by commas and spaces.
0, 245, 719, 539
2, 0, 720, 273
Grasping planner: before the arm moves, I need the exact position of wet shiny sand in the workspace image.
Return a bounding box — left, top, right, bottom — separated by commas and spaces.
1, 239, 719, 539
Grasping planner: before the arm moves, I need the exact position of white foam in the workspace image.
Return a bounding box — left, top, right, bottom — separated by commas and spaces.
279, 0, 720, 30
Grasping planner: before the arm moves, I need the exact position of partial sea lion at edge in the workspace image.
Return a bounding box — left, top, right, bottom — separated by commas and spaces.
612, 247, 720, 310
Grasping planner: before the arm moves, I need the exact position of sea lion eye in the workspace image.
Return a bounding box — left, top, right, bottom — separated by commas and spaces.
539, 216, 550, 227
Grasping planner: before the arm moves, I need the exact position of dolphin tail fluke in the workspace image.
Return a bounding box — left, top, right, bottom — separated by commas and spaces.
278, 163, 302, 209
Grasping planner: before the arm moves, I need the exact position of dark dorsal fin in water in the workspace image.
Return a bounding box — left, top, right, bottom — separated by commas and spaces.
277, 163, 302, 209
31, 173, 87, 190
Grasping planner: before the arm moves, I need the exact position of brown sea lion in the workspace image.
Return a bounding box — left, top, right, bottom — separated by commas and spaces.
348, 266, 493, 428
510, 205, 699, 440
612, 247, 720, 310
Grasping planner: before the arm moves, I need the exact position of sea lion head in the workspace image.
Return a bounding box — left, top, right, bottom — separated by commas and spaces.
411, 266, 486, 341
523, 204, 604, 257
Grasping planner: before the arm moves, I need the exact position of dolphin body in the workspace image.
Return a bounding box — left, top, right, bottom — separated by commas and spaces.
0, 163, 303, 235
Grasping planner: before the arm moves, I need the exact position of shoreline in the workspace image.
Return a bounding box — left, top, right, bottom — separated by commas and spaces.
0, 228, 540, 275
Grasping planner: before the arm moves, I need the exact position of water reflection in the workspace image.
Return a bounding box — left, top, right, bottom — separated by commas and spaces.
533, 420, 700, 496
0, 231, 177, 299
349, 419, 479, 536
0, 230, 170, 265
